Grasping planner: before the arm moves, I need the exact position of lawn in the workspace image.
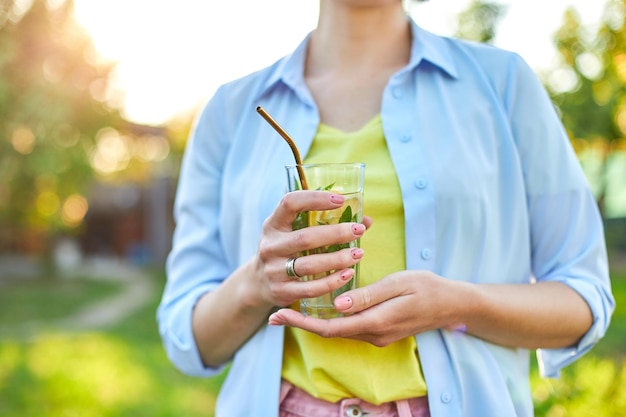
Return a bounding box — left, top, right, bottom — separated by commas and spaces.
0, 269, 226, 417
0, 267, 624, 416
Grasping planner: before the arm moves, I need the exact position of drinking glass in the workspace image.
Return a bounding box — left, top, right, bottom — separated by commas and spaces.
285, 162, 365, 318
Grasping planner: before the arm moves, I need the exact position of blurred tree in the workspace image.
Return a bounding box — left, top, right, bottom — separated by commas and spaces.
547, 0, 626, 216
455, 0, 507, 43
0, 0, 123, 253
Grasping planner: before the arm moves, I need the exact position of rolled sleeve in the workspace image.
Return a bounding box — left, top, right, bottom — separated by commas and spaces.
528, 188, 615, 378
538, 277, 615, 378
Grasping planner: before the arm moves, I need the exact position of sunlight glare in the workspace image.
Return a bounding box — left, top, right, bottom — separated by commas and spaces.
73, 0, 606, 126
73, 0, 318, 125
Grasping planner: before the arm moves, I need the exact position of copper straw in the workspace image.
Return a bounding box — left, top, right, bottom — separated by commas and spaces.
256, 106, 309, 190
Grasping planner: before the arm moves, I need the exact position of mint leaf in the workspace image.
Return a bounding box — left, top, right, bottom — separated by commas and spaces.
339, 205, 352, 223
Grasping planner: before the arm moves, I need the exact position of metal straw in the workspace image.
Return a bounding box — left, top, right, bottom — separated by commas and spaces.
256, 106, 309, 190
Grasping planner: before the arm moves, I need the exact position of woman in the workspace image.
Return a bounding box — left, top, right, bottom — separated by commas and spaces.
157, 1, 615, 416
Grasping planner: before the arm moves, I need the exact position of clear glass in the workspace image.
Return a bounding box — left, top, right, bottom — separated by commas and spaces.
285, 163, 365, 318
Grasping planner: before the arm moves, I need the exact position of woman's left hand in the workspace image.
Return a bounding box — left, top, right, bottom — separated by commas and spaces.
268, 270, 470, 346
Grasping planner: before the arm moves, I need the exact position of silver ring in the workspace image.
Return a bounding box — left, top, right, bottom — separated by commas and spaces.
285, 257, 300, 278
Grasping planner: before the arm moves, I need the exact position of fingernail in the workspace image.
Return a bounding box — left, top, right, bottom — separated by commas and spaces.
352, 224, 366, 234
268, 313, 286, 326
453, 324, 467, 333
340, 269, 354, 280
334, 296, 352, 310
329, 194, 344, 204
350, 248, 364, 259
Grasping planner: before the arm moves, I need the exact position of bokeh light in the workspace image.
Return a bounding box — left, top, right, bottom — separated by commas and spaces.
133, 135, 170, 163
576, 52, 604, 80
61, 194, 89, 228
11, 126, 36, 155
614, 53, 626, 83
90, 127, 131, 175
547, 66, 580, 94
35, 191, 60, 218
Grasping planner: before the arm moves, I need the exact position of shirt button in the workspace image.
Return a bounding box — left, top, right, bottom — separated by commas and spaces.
415, 178, 428, 189
345, 405, 363, 417
440, 392, 452, 403
400, 134, 412, 143
392, 87, 404, 99
421, 248, 432, 260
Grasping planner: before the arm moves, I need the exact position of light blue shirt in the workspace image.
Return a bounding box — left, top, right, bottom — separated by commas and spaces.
157, 20, 614, 417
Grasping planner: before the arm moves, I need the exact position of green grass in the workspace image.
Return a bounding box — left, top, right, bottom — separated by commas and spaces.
0, 268, 623, 416
0, 269, 226, 417
0, 276, 123, 325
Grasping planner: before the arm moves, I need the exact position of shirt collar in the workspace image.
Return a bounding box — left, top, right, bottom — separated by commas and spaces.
408, 19, 459, 79
257, 32, 312, 105
257, 18, 459, 102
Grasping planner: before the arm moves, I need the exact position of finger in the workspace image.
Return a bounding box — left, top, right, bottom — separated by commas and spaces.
333, 276, 404, 314
258, 192, 350, 266
286, 223, 366, 259
268, 191, 345, 231
268, 308, 340, 333
293, 247, 363, 279
273, 268, 355, 306
268, 308, 307, 326
268, 307, 366, 340
362, 215, 373, 230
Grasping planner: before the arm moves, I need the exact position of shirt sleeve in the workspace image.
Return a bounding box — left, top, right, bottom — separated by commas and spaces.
156, 89, 232, 377
504, 53, 615, 378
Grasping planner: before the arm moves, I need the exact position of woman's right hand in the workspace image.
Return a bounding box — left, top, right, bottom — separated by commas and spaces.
250, 190, 368, 309
192, 190, 369, 367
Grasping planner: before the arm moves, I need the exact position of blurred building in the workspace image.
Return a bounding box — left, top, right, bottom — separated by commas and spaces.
81, 177, 176, 266
79, 122, 178, 266
0, 122, 180, 268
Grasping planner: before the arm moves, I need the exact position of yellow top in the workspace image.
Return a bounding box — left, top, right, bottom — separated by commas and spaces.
282, 115, 428, 404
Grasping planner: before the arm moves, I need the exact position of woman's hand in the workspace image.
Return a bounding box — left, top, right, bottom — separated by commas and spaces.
268, 269, 593, 351
248, 190, 371, 310
268, 270, 470, 346
191, 189, 370, 367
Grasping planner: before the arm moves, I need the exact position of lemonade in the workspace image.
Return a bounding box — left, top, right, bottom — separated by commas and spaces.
293, 192, 362, 318
286, 163, 365, 318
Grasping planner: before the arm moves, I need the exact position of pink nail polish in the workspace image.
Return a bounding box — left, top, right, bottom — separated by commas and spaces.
351, 248, 364, 258
335, 296, 352, 310
340, 269, 353, 280
329, 194, 344, 204
454, 324, 467, 333
352, 224, 365, 234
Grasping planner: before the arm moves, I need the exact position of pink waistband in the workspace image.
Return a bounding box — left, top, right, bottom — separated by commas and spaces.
279, 380, 430, 417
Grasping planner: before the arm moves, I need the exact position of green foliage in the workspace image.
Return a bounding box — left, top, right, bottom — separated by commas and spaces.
455, 0, 507, 43
547, 1, 626, 216
549, 4, 622, 140
0, 0, 123, 244
531, 357, 626, 417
